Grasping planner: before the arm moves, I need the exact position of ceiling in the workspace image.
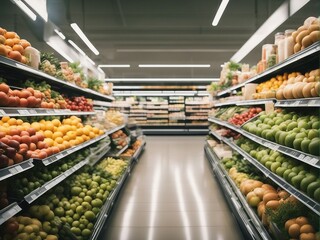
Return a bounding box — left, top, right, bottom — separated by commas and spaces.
1, 0, 319, 83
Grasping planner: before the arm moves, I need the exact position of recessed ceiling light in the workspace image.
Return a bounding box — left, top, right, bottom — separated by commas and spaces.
212, 0, 229, 26
98, 64, 131, 68
70, 23, 99, 55
138, 64, 211, 68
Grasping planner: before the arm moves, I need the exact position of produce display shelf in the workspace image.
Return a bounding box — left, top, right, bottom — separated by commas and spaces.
93, 101, 112, 107
0, 202, 22, 226
168, 109, 184, 111
274, 97, 320, 107
209, 130, 223, 141
88, 145, 112, 166
39, 124, 125, 166
115, 145, 129, 157
0, 107, 95, 117
204, 144, 266, 240
214, 99, 275, 107
145, 106, 169, 109
147, 116, 169, 119
132, 139, 146, 162
91, 164, 130, 240
208, 117, 320, 168
217, 42, 320, 97
222, 138, 320, 216
0, 56, 114, 102
205, 143, 272, 240
24, 159, 89, 204
169, 117, 186, 120
0, 159, 34, 181
139, 102, 168, 105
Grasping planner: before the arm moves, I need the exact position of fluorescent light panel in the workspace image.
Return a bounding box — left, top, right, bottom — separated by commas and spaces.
68, 40, 86, 56
99, 64, 131, 68
139, 64, 210, 68
70, 23, 99, 55
105, 78, 219, 82
54, 29, 66, 40
212, 0, 229, 26
231, 0, 310, 62
24, 0, 48, 22
12, 0, 37, 21
97, 67, 104, 74
85, 55, 95, 65
117, 49, 237, 53
46, 41, 74, 63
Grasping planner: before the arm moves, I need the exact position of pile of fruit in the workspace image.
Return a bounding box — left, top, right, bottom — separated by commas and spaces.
105, 110, 125, 126
0, 82, 44, 107
243, 110, 320, 156
0, 157, 128, 239
120, 139, 142, 157
284, 216, 318, 240
65, 96, 93, 112
9, 149, 90, 198
228, 107, 262, 126
253, 69, 320, 100
209, 106, 247, 121
110, 130, 129, 149
0, 27, 31, 64
213, 141, 320, 238
24, 80, 67, 109
236, 136, 320, 202
209, 123, 240, 139
0, 116, 104, 168
292, 16, 320, 53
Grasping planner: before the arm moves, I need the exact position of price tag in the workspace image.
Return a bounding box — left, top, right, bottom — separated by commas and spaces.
0, 109, 5, 116
309, 158, 319, 165
28, 109, 37, 114
308, 99, 317, 106
18, 109, 29, 115
9, 168, 18, 174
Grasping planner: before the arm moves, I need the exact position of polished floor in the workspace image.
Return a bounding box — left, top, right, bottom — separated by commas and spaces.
99, 136, 244, 240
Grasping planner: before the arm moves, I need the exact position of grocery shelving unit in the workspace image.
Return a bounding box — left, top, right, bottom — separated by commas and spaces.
0, 55, 147, 240
205, 40, 320, 239
217, 42, 320, 97
204, 142, 271, 240
124, 96, 209, 134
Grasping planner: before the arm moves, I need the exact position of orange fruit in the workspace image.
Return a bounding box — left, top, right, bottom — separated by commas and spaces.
31, 122, 41, 131
45, 122, 55, 131
4, 38, 14, 47
62, 118, 72, 125
89, 132, 95, 139
44, 138, 54, 147
7, 118, 17, 126
44, 130, 53, 139
63, 135, 70, 141
52, 119, 61, 127
52, 132, 63, 139
55, 137, 64, 144
16, 119, 23, 125
76, 129, 83, 136
1, 116, 10, 123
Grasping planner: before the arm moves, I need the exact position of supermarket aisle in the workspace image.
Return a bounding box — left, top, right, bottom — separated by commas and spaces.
99, 136, 244, 240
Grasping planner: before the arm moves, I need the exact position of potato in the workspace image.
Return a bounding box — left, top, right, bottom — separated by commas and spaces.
294, 43, 301, 53
302, 35, 313, 48
304, 16, 317, 28
296, 30, 310, 44
309, 30, 320, 42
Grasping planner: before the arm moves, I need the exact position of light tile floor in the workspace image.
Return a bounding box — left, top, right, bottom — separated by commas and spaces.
99, 136, 244, 240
